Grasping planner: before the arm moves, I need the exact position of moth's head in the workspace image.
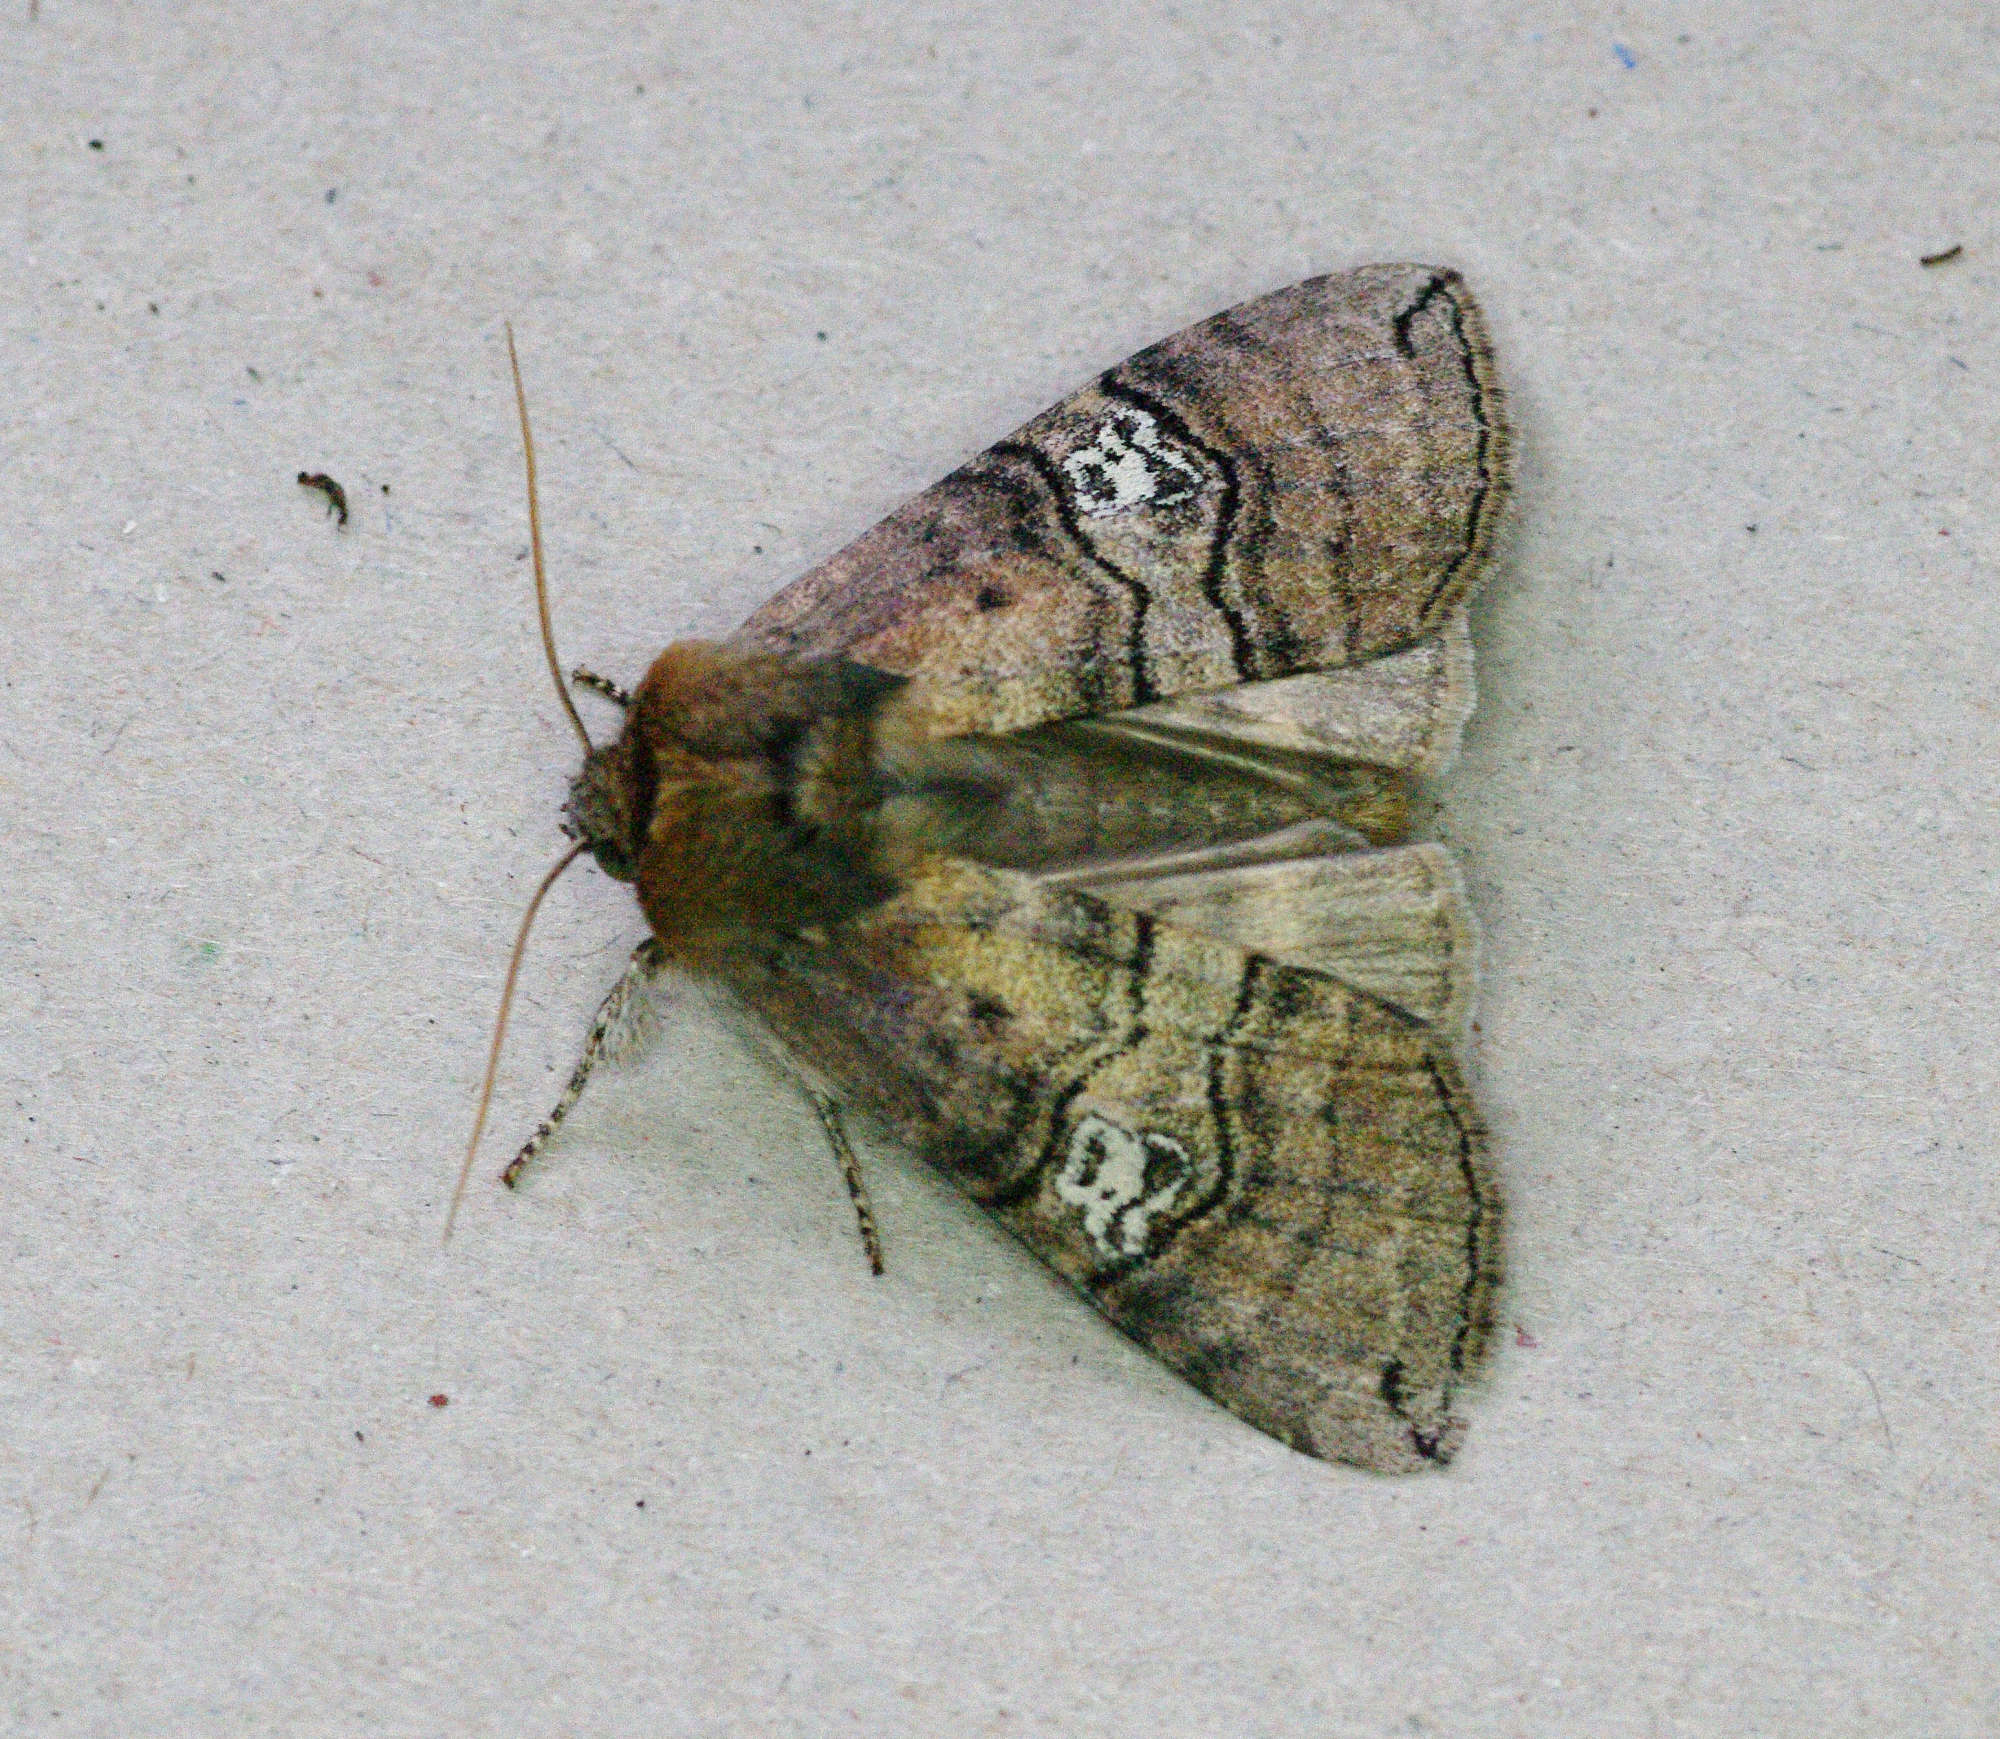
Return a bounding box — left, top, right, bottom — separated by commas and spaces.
563, 739, 643, 882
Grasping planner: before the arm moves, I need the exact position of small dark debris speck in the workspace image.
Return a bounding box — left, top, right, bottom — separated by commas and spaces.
298, 471, 350, 526
88, 139, 104, 151
1920, 244, 1964, 268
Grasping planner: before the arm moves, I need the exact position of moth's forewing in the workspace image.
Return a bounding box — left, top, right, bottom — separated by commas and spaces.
725, 863, 1498, 1473
732, 266, 1505, 740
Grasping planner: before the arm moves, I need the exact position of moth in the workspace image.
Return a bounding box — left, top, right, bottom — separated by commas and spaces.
457, 266, 1509, 1473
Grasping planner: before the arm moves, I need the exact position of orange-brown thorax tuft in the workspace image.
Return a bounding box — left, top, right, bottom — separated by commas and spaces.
569, 641, 905, 961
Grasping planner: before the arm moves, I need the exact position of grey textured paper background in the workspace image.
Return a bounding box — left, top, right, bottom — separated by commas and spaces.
5, 4, 1995, 1735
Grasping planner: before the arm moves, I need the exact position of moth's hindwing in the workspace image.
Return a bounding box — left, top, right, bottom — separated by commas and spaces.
1081, 838, 1478, 1035
1116, 605, 1476, 778
733, 266, 1508, 738
729, 862, 1500, 1474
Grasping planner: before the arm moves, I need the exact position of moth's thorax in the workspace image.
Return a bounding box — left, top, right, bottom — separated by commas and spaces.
579, 640, 904, 961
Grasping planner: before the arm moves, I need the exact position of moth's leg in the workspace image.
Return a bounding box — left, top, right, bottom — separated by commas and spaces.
502, 938, 666, 1189
569, 666, 632, 709
805, 1089, 884, 1277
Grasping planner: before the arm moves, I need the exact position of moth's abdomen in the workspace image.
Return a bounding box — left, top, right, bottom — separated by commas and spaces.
873, 710, 1410, 876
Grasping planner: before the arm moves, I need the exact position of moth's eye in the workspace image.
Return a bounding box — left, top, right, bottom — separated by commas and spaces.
591, 840, 635, 882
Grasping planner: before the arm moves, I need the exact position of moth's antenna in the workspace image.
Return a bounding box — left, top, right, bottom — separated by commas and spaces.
505, 322, 592, 756
445, 841, 588, 1241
